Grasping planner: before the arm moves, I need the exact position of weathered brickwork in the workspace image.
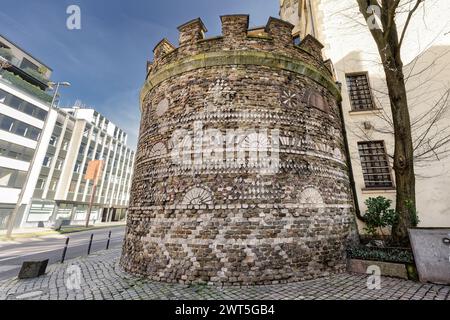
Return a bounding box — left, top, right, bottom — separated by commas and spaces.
121, 15, 357, 285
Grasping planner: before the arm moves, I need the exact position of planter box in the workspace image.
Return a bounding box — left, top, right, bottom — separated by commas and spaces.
409, 228, 450, 285
347, 259, 409, 279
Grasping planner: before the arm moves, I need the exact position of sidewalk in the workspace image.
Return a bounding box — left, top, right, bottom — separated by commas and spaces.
0, 222, 125, 241
0, 248, 449, 300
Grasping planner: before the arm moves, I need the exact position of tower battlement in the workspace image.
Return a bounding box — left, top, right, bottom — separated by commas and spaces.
144, 15, 337, 108
151, 15, 325, 65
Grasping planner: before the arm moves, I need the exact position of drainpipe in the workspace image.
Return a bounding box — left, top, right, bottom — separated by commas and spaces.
336, 81, 364, 222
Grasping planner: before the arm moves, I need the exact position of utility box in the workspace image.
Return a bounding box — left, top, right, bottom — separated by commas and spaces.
409, 228, 450, 285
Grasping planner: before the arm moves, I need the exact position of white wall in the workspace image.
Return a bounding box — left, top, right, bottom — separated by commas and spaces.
20, 109, 58, 205
281, 0, 450, 229
317, 0, 450, 229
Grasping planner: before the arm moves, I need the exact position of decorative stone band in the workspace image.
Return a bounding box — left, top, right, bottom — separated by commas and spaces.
129, 203, 353, 211
140, 50, 342, 110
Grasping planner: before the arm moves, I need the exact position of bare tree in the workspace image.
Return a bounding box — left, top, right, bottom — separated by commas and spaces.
354, 0, 429, 245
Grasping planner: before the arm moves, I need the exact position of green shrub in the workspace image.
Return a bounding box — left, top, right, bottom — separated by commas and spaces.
23, 67, 49, 85
347, 245, 414, 264
0, 69, 52, 103
363, 196, 399, 236
0, 48, 14, 61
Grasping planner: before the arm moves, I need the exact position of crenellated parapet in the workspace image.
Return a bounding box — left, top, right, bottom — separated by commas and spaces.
221, 14, 249, 40
144, 15, 337, 107
177, 18, 208, 46
299, 34, 324, 61
152, 38, 176, 61
265, 17, 294, 46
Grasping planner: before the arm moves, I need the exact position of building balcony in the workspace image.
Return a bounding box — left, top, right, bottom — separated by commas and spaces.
0, 69, 53, 104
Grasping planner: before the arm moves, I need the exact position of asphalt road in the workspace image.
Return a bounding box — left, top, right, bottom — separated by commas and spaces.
0, 226, 125, 281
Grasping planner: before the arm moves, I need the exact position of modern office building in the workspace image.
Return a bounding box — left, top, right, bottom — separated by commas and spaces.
280, 0, 450, 229
0, 34, 55, 229
21, 106, 135, 227
0, 34, 136, 230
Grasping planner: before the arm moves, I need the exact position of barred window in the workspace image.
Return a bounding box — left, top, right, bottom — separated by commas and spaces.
358, 141, 393, 188
346, 73, 375, 111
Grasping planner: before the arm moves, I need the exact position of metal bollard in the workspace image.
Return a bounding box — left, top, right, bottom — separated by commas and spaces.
106, 231, 112, 250
87, 234, 94, 255
61, 237, 70, 263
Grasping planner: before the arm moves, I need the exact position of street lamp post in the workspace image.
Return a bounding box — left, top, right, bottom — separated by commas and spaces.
5, 81, 71, 238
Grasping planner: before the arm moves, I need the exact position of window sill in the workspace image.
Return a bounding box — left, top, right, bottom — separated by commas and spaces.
361, 187, 396, 194
349, 108, 383, 115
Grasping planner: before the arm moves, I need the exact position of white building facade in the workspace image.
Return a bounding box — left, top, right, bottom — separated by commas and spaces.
0, 34, 135, 229
22, 107, 136, 227
0, 79, 54, 229
280, 0, 450, 230
0, 34, 55, 229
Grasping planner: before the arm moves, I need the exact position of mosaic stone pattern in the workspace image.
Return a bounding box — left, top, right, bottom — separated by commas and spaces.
121, 15, 357, 285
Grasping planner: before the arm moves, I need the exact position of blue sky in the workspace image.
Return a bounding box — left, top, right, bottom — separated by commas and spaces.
0, 0, 279, 148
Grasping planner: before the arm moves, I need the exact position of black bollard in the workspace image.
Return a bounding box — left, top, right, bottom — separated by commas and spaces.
61, 237, 70, 263
106, 231, 111, 250
87, 234, 94, 255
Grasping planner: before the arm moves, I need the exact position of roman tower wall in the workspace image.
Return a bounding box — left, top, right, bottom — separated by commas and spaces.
121, 15, 356, 285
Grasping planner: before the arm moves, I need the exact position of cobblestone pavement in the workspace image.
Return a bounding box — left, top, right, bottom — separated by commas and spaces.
0, 248, 449, 300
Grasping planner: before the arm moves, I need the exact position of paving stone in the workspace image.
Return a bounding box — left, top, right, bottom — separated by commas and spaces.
0, 248, 449, 300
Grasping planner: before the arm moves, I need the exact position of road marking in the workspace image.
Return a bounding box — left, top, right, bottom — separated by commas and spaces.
0, 265, 20, 273
0, 237, 124, 263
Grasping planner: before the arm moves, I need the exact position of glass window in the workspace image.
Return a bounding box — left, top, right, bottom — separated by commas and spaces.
34, 108, 47, 121
55, 159, 63, 171
0, 140, 34, 162
358, 141, 393, 188
36, 178, 45, 189
9, 96, 22, 110
49, 135, 58, 146
0, 89, 7, 104
0, 168, 13, 186
78, 144, 86, 156
0, 167, 26, 188
62, 140, 69, 151
27, 127, 41, 141
49, 179, 58, 191
43, 156, 52, 167
14, 122, 28, 137
87, 147, 94, 158
69, 180, 77, 192
0, 115, 41, 141
0, 115, 14, 131
20, 57, 39, 71
22, 103, 35, 116
14, 171, 26, 188
74, 162, 81, 173
346, 73, 376, 111
0, 89, 47, 120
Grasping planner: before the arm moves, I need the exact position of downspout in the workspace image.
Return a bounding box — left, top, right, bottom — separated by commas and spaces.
336, 81, 365, 223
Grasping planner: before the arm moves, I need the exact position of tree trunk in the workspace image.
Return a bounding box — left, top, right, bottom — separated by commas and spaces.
382, 63, 416, 247
355, 0, 420, 247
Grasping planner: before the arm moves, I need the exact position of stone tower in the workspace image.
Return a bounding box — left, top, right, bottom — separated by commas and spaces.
279, 0, 319, 39
120, 15, 355, 285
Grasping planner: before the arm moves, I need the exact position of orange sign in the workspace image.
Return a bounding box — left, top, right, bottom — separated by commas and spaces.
84, 160, 103, 183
